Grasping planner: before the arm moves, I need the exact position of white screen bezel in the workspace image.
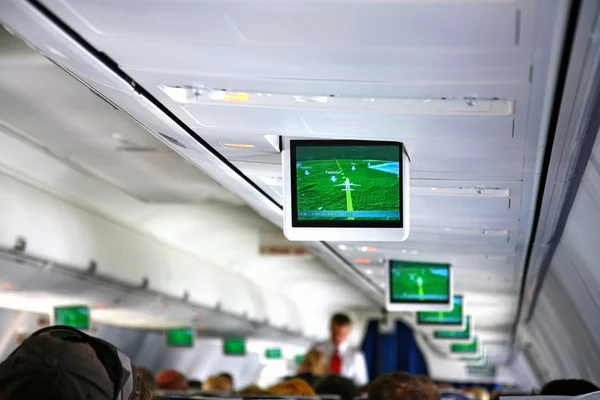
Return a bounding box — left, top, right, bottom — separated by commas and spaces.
282, 137, 410, 242
385, 261, 454, 312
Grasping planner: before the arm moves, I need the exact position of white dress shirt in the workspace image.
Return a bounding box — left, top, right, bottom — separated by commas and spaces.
313, 339, 369, 386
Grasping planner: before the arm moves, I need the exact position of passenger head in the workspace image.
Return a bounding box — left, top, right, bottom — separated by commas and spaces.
0, 333, 113, 400
0, 325, 143, 400
204, 375, 233, 392
300, 348, 327, 375
217, 372, 234, 390
268, 378, 317, 396
540, 379, 600, 396
369, 372, 428, 400
156, 369, 188, 391
188, 379, 203, 390
415, 376, 441, 400
135, 366, 156, 393
316, 374, 361, 400
469, 387, 490, 400
331, 313, 353, 346
239, 384, 270, 395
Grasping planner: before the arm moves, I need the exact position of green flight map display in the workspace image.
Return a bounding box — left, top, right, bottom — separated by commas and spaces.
293, 142, 401, 222
166, 327, 194, 347
224, 338, 246, 356
389, 260, 450, 303
418, 295, 463, 324
54, 305, 90, 329
451, 336, 480, 354
434, 316, 471, 339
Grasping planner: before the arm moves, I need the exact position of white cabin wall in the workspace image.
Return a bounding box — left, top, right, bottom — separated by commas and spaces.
526, 132, 600, 383
0, 170, 331, 337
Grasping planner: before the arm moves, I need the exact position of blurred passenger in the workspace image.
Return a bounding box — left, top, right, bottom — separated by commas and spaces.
540, 379, 600, 396
188, 379, 203, 390
204, 374, 233, 392
136, 366, 157, 392
368, 372, 428, 400
239, 384, 271, 395
292, 348, 327, 387
469, 387, 490, 400
269, 378, 317, 396
437, 384, 456, 391
313, 313, 369, 386
156, 369, 189, 391
218, 372, 235, 391
0, 325, 151, 400
416, 376, 441, 400
316, 374, 361, 400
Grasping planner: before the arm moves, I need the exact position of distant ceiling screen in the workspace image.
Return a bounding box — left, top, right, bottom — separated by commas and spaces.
417, 295, 464, 326
224, 338, 246, 356
433, 316, 473, 341
53, 305, 90, 330
283, 139, 410, 242
166, 328, 194, 348
386, 260, 453, 312
450, 336, 480, 355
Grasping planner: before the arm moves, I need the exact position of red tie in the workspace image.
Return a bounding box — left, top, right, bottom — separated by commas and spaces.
330, 351, 342, 374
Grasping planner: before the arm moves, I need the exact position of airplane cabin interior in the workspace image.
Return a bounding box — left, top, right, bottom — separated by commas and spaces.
0, 0, 600, 399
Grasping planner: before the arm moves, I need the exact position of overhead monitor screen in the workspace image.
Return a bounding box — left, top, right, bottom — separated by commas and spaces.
418, 295, 464, 325
433, 316, 472, 340
166, 328, 194, 348
450, 336, 480, 354
224, 338, 246, 356
283, 139, 410, 242
294, 354, 305, 364
54, 305, 90, 330
265, 348, 283, 359
387, 260, 452, 311
291, 140, 402, 225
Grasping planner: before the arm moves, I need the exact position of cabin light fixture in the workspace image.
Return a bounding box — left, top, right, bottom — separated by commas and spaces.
366, 269, 373, 275
411, 187, 510, 197
360, 246, 377, 252
221, 143, 256, 149
355, 258, 371, 264
0, 282, 12, 290
159, 85, 514, 116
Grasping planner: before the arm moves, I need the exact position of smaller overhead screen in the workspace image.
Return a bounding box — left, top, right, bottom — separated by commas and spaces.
418, 295, 464, 326
166, 328, 194, 348
450, 336, 480, 355
283, 139, 410, 242
265, 348, 283, 359
433, 316, 473, 341
54, 305, 90, 330
294, 354, 305, 364
224, 338, 246, 356
386, 260, 453, 312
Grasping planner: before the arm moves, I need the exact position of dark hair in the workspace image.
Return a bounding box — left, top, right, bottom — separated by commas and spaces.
188, 380, 203, 389
540, 379, 599, 396
331, 313, 352, 326
415, 376, 440, 400
218, 372, 234, 385
368, 372, 427, 400
316, 375, 361, 400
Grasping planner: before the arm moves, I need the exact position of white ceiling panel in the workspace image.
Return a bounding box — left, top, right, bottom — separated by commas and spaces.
0, 0, 572, 366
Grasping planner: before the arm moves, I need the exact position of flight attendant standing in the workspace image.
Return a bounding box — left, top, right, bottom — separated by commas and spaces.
312, 313, 369, 386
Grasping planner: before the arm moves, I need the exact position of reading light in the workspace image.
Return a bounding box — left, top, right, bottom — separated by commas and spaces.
338, 244, 347, 250
366, 269, 373, 275
360, 246, 377, 252
355, 258, 371, 264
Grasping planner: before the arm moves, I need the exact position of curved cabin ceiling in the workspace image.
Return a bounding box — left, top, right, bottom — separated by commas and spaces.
0, 0, 577, 366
